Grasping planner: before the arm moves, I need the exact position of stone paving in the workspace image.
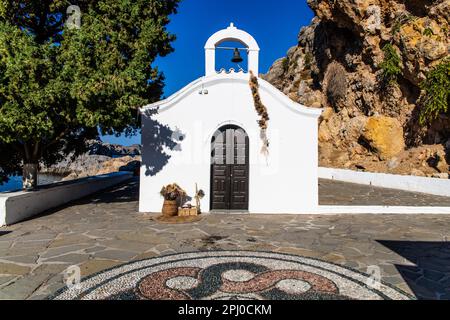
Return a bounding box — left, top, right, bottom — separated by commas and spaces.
0, 178, 449, 300
319, 179, 450, 206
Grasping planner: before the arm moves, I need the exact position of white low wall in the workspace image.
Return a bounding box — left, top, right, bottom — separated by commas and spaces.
319, 167, 450, 198
0, 172, 133, 226
316, 206, 450, 214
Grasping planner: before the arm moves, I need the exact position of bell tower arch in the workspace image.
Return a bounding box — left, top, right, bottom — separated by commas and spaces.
204, 23, 260, 76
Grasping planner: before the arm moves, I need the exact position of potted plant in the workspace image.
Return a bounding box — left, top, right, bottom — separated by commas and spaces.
160, 183, 187, 217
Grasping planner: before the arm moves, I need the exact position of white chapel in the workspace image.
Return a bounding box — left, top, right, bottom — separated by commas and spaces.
139, 23, 322, 214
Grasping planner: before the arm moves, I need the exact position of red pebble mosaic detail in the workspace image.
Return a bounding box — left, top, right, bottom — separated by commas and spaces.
137, 267, 201, 300
221, 270, 338, 294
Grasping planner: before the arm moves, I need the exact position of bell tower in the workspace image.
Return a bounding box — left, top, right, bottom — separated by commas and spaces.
204, 23, 260, 76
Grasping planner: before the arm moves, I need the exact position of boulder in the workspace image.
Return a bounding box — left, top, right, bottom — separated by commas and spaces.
362, 116, 405, 160
97, 156, 141, 176
365, 5, 382, 34
319, 121, 332, 142
262, 58, 286, 87
427, 150, 449, 173
321, 107, 334, 121
119, 160, 141, 173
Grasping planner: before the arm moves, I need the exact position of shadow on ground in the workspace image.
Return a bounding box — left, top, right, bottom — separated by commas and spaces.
378, 240, 450, 300
16, 178, 140, 224
76, 178, 139, 205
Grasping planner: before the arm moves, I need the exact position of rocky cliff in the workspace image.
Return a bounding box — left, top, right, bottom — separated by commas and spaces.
264, 0, 449, 178
41, 139, 141, 180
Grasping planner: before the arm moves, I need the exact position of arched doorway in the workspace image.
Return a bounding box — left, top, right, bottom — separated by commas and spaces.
210, 125, 249, 211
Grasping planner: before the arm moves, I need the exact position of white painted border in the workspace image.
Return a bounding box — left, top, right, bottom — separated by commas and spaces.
316, 206, 450, 215
140, 72, 323, 119
319, 167, 450, 198
207, 205, 450, 214
0, 172, 133, 226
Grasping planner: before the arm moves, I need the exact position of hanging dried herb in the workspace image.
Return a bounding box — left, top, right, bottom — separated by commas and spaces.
249, 71, 270, 155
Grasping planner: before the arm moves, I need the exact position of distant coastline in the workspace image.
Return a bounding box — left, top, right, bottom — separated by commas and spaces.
1, 139, 141, 193
0, 174, 64, 193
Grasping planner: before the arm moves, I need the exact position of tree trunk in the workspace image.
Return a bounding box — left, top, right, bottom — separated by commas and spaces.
23, 163, 38, 190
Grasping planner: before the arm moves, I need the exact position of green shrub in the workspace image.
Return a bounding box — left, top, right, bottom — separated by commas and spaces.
392, 13, 415, 35
380, 43, 402, 85
290, 58, 298, 70
419, 58, 450, 125
304, 52, 313, 69
282, 57, 289, 72
423, 28, 434, 36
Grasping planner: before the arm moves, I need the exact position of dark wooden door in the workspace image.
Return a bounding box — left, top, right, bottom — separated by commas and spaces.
211, 126, 249, 211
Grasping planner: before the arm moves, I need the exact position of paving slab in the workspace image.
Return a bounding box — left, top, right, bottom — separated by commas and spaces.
78, 259, 121, 277
0, 276, 17, 286
43, 253, 90, 264
94, 249, 138, 262
0, 263, 31, 276
0, 273, 50, 299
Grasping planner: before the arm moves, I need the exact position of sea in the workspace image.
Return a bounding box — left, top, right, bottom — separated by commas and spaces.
0, 174, 64, 193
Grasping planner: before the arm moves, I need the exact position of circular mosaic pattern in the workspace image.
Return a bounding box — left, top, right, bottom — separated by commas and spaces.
51, 251, 413, 300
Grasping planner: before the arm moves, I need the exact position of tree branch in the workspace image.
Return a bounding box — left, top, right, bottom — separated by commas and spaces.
13, 142, 22, 153
23, 143, 31, 162
32, 141, 40, 161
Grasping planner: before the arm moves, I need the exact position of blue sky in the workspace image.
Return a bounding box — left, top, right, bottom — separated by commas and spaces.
102, 0, 314, 146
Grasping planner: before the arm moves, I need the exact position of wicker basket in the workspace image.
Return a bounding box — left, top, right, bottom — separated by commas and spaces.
178, 207, 199, 217
162, 200, 178, 217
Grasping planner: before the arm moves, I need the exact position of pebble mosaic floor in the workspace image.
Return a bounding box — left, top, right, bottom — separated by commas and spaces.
51, 251, 413, 300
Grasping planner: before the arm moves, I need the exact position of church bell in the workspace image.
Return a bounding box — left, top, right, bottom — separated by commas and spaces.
231, 48, 244, 63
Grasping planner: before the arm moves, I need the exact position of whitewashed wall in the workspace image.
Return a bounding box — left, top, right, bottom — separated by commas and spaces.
0, 172, 133, 226
139, 71, 322, 214
319, 167, 450, 198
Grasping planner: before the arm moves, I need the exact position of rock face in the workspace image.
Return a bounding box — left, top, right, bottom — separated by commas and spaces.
263, 0, 449, 178
87, 140, 141, 157
41, 139, 141, 180
362, 116, 405, 160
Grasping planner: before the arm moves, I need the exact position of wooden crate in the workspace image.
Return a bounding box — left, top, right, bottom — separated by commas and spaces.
178, 207, 199, 217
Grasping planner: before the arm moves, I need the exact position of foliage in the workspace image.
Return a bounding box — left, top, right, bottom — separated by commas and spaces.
379, 43, 402, 85
419, 58, 450, 125
304, 52, 313, 69
391, 13, 415, 35
0, 171, 7, 184
423, 27, 434, 36
282, 57, 290, 72
160, 183, 187, 201
0, 0, 179, 185
324, 62, 347, 110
